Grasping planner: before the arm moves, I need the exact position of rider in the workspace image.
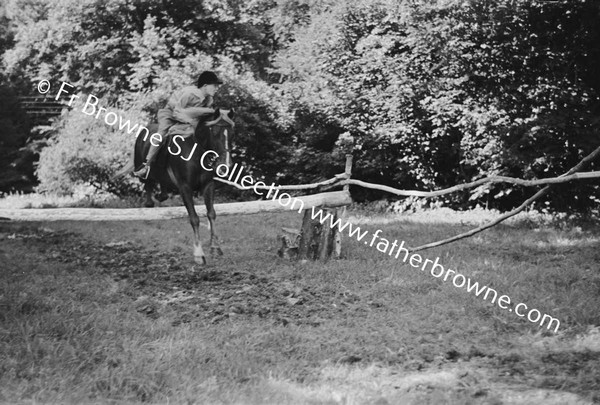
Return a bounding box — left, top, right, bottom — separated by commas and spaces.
133, 71, 223, 178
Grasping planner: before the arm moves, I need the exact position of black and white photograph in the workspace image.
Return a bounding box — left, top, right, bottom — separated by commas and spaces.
0, 0, 599, 403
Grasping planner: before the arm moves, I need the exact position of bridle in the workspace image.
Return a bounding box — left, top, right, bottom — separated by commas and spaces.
204, 109, 235, 127
204, 111, 234, 167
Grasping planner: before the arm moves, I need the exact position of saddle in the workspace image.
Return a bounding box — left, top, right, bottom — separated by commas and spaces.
144, 134, 176, 201
152, 133, 174, 169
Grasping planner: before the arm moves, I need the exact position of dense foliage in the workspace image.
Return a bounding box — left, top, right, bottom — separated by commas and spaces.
1, 0, 599, 212
274, 0, 600, 210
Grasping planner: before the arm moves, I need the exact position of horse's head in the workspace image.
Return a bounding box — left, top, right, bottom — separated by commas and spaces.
200, 108, 235, 169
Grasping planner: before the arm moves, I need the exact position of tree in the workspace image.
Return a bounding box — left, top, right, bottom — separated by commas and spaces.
2, 0, 300, 194
272, 0, 600, 211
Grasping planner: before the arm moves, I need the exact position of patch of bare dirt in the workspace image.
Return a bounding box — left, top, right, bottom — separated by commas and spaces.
1, 224, 367, 328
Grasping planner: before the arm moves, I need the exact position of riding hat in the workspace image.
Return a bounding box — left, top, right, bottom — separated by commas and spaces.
197, 71, 223, 87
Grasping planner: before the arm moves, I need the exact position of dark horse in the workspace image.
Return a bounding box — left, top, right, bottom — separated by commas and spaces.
115, 110, 234, 265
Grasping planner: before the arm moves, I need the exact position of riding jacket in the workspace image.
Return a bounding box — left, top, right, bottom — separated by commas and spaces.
159, 86, 214, 138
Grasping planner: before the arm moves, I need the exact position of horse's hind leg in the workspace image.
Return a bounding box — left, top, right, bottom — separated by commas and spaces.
143, 181, 155, 208
203, 181, 223, 256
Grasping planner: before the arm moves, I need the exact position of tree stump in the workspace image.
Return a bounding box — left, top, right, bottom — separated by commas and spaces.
277, 227, 301, 259
293, 207, 341, 261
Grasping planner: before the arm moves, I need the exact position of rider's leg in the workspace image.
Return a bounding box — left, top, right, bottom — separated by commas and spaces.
145, 142, 162, 165
134, 109, 173, 178
132, 140, 162, 178
134, 140, 162, 178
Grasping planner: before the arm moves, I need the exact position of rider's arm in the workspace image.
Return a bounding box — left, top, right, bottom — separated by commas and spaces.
177, 106, 215, 118
172, 91, 215, 122
172, 107, 215, 124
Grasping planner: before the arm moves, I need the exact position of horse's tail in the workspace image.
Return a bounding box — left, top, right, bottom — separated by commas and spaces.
111, 155, 135, 181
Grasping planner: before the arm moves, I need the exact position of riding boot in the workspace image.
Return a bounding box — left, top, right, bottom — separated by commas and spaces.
133, 143, 161, 178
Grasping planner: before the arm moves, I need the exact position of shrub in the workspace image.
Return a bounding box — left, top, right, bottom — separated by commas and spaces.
36, 106, 145, 196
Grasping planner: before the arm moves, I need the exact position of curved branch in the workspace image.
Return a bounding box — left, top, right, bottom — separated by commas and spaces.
216, 171, 600, 194
408, 187, 550, 252
409, 144, 600, 252
337, 172, 600, 198
214, 173, 348, 191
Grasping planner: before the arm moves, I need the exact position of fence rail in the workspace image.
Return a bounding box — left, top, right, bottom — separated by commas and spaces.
0, 190, 350, 221
221, 151, 600, 252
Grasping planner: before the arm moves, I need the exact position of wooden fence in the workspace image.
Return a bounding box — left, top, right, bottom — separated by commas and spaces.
1, 149, 599, 252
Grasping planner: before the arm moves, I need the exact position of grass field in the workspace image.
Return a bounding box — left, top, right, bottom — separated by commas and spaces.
1, 208, 599, 404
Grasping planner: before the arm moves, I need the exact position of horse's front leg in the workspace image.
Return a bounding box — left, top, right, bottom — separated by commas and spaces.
179, 183, 206, 265
154, 181, 169, 202
203, 181, 223, 256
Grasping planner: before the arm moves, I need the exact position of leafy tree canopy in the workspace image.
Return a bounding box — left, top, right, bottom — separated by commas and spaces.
2, 0, 599, 212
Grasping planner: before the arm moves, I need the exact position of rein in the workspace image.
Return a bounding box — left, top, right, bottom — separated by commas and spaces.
204, 110, 235, 127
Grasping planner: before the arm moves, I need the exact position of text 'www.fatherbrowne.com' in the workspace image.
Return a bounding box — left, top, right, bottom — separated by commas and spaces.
310, 207, 561, 333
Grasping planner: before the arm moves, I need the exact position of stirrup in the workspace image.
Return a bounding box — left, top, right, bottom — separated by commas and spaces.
133, 163, 150, 179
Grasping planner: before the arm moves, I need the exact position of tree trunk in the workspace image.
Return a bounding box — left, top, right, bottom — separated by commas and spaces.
293, 207, 341, 261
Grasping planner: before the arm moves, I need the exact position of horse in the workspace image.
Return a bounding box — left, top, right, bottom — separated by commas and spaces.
114, 109, 235, 265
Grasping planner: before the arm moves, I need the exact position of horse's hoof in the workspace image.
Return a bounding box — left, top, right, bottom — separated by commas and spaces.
210, 247, 224, 256
194, 255, 207, 265
144, 200, 155, 208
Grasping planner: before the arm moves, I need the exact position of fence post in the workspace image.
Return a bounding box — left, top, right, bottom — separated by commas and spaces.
278, 154, 353, 261
344, 154, 353, 193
